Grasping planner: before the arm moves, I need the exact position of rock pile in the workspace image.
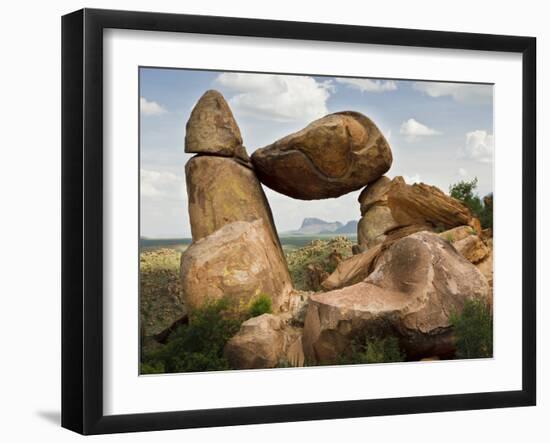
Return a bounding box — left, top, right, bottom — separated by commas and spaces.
302, 232, 490, 363
175, 89, 491, 368
357, 175, 481, 250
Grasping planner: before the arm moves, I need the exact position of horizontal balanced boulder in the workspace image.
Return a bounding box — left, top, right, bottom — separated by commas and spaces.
180, 219, 293, 312
303, 232, 490, 363
251, 111, 392, 199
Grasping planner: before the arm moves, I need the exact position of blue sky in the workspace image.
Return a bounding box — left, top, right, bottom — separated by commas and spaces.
140, 68, 493, 238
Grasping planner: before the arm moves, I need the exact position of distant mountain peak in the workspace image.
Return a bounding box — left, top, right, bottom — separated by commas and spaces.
285, 217, 357, 236
301, 217, 342, 228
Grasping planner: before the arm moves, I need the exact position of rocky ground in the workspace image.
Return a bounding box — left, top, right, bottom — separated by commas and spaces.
140, 248, 187, 340
285, 237, 353, 291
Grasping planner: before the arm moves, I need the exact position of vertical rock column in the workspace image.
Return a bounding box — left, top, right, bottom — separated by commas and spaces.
181, 90, 292, 311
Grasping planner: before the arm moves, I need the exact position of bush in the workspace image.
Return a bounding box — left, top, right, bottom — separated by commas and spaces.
450, 298, 493, 359
449, 178, 493, 229
248, 293, 272, 318
140, 360, 165, 374
364, 336, 405, 363
341, 335, 405, 365
141, 298, 241, 373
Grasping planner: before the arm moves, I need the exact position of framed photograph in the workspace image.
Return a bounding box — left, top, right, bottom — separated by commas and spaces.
62, 8, 536, 435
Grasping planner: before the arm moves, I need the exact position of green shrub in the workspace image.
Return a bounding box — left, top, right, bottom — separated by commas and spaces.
449, 178, 493, 229
341, 335, 405, 365
450, 298, 493, 359
140, 361, 165, 374
365, 336, 405, 363
141, 298, 241, 373
248, 293, 272, 318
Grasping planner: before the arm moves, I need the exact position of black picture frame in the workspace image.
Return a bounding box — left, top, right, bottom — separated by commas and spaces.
61, 8, 537, 435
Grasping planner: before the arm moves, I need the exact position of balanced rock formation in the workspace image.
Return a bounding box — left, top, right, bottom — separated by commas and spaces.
251, 112, 392, 199
185, 90, 248, 161
224, 313, 304, 369
357, 176, 481, 249
180, 219, 293, 312
303, 232, 490, 363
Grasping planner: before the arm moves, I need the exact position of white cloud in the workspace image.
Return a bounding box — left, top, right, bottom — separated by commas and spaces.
140, 169, 184, 199
413, 82, 493, 104
459, 130, 494, 163
335, 78, 397, 93
399, 118, 440, 140
403, 173, 421, 184
215, 73, 332, 122
140, 97, 167, 115
458, 167, 468, 177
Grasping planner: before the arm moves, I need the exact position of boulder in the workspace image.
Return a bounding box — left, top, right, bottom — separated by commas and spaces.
180, 219, 292, 312
303, 232, 490, 363
476, 239, 493, 308
325, 224, 437, 291
439, 226, 489, 264
251, 111, 392, 199
453, 235, 489, 263
185, 90, 248, 160
224, 314, 304, 369
357, 176, 480, 249
357, 205, 401, 247
438, 225, 476, 243
186, 155, 283, 257
321, 244, 383, 290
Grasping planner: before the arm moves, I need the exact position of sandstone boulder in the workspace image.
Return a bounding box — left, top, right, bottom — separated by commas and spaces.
357, 176, 480, 249
224, 314, 304, 369
452, 235, 489, 263
476, 239, 493, 308
321, 244, 382, 291
186, 155, 283, 256
439, 226, 489, 263
185, 90, 248, 160
325, 225, 438, 291
180, 219, 292, 312
251, 112, 392, 199
357, 205, 401, 247
438, 225, 476, 243
303, 232, 490, 363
